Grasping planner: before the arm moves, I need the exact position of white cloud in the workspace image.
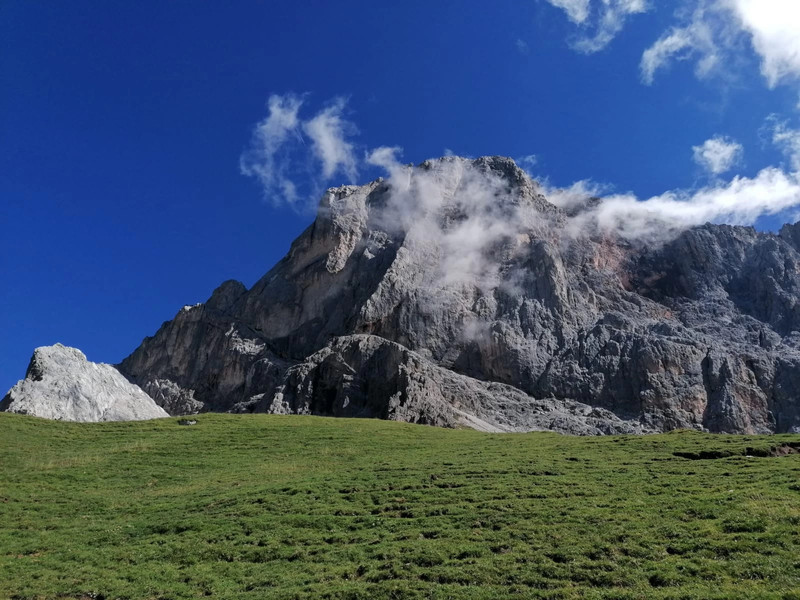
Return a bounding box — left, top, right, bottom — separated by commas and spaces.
364, 153, 800, 290
542, 179, 609, 210
242, 94, 800, 261
642, 1, 800, 88
769, 118, 800, 170
239, 94, 304, 205
516, 154, 539, 174
543, 0, 800, 90
546, 0, 591, 24
302, 98, 358, 181
576, 0, 649, 53
727, 0, 800, 88
366, 146, 407, 180
515, 38, 530, 54
640, 27, 696, 84
240, 94, 359, 208
544, 0, 649, 53
640, 10, 721, 84
692, 135, 743, 175
567, 167, 800, 242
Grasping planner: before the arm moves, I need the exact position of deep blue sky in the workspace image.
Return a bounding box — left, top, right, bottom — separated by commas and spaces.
2, 1, 799, 393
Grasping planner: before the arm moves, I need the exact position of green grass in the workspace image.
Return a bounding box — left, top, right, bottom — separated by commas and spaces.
1, 413, 799, 599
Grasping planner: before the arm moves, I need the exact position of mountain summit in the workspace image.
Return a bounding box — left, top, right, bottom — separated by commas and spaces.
106, 156, 800, 433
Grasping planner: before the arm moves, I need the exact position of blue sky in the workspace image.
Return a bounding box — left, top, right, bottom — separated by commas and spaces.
2, 0, 800, 393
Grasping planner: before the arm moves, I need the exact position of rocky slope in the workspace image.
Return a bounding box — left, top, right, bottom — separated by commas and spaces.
1, 344, 168, 422
113, 156, 800, 434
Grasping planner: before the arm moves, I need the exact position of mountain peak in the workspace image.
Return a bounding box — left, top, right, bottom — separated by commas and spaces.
107, 165, 800, 434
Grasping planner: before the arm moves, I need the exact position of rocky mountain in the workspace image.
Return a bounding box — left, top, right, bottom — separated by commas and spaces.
1, 344, 168, 422
108, 156, 800, 434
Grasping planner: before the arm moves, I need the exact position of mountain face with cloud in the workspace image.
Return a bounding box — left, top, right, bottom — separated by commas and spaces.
110, 156, 800, 434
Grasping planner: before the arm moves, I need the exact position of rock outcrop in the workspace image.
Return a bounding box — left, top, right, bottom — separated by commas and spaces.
260, 334, 647, 434
1, 344, 168, 422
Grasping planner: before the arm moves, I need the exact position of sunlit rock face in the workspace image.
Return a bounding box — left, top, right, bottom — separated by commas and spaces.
117, 156, 800, 434
1, 344, 168, 422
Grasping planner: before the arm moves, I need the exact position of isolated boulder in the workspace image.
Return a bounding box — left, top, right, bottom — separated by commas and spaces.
1, 344, 168, 422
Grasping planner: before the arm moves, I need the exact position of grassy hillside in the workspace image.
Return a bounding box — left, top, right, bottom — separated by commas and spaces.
1, 413, 799, 599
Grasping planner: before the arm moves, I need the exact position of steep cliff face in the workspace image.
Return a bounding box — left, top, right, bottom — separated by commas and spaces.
118, 156, 800, 434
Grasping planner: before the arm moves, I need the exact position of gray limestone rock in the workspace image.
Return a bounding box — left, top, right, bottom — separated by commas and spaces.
39, 155, 800, 433
267, 334, 649, 435
1, 344, 168, 422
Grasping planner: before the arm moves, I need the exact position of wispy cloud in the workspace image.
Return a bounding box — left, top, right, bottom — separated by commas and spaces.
244, 93, 800, 256
240, 94, 360, 209
730, 0, 800, 88
364, 152, 800, 290
543, 0, 649, 53
302, 98, 358, 181
546, 0, 591, 24
567, 167, 800, 242
362, 154, 545, 291
542, 179, 609, 210
640, 6, 723, 85
641, 1, 800, 89
542, 1, 800, 92
239, 94, 304, 205
516, 154, 539, 174
692, 135, 743, 175
769, 116, 800, 170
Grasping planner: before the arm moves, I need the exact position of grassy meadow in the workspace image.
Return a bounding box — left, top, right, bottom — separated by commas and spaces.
1, 412, 799, 599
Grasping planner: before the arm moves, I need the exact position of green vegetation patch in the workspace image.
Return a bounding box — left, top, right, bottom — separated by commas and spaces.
1, 413, 799, 599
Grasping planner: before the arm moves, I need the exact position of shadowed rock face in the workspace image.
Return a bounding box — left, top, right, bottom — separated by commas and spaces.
1, 344, 168, 422
117, 156, 800, 434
